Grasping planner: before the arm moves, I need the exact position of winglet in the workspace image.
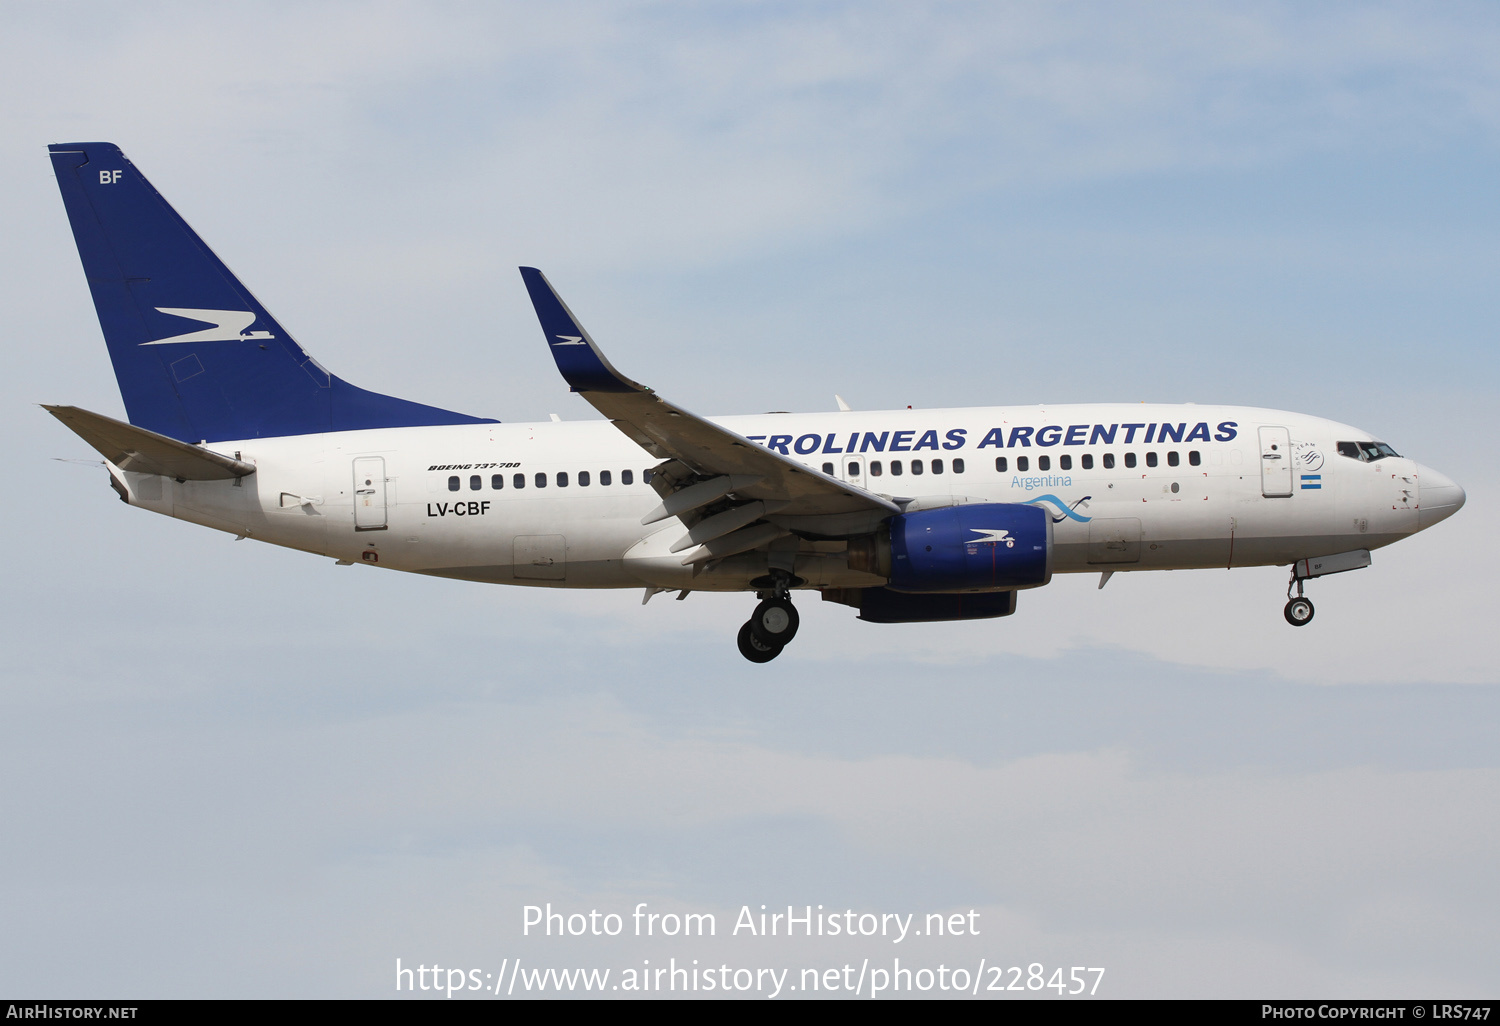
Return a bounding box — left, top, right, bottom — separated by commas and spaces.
519, 267, 648, 394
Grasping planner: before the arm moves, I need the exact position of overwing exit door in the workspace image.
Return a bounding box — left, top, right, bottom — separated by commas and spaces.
353, 456, 388, 530
1259, 426, 1292, 498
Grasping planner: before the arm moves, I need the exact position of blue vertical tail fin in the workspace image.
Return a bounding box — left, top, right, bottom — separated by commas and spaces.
48, 142, 495, 442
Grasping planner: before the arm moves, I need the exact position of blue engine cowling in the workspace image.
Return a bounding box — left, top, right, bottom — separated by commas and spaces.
848, 502, 1052, 593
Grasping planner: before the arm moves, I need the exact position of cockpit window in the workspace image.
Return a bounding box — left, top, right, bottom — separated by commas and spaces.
1338, 440, 1400, 462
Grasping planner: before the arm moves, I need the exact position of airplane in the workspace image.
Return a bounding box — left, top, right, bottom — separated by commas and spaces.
43, 142, 1467, 662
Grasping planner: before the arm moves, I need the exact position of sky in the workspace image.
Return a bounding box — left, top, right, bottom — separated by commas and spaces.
2, 0, 1498, 999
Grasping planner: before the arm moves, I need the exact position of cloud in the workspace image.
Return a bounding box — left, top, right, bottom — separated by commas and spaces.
9, 2, 1500, 271
5, 680, 1497, 996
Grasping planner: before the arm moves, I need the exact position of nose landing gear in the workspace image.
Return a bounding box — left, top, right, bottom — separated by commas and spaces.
1284, 574, 1315, 627
1279, 549, 1371, 627
736, 573, 801, 662
1284, 595, 1315, 626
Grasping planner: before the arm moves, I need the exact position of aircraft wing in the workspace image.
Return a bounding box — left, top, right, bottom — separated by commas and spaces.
519, 268, 900, 536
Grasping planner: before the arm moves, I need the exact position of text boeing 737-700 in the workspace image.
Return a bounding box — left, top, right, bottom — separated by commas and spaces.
44, 142, 1466, 662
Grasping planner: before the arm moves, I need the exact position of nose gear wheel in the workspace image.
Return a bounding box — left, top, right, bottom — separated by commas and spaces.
1284, 597, 1315, 626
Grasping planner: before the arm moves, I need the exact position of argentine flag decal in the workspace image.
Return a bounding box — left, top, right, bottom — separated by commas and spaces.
1300, 474, 1322, 490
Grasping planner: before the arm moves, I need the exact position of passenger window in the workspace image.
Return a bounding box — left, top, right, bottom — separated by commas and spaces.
557, 472, 568, 487
579, 471, 590, 486
448, 476, 460, 491
491, 474, 504, 490
952, 458, 965, 474
846, 461, 860, 477
470, 475, 482, 490
513, 473, 525, 489
1189, 451, 1201, 466
1167, 451, 1180, 467
929, 459, 941, 474
822, 462, 834, 475
891, 461, 903, 476
643, 470, 654, 483
1059, 455, 1072, 470
870, 461, 883, 476
1125, 453, 1137, 469
600, 470, 612, 486
1103, 453, 1115, 469
910, 459, 923, 476
535, 472, 547, 488
1082, 454, 1093, 470
1038, 455, 1051, 471
622, 469, 634, 485
995, 457, 1008, 473
1146, 452, 1158, 468
1017, 456, 1029, 472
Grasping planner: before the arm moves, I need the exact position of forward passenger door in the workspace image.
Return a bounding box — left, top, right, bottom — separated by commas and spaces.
1258, 426, 1292, 498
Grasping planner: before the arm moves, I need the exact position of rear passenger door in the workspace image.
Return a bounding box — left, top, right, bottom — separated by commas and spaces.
353, 456, 388, 531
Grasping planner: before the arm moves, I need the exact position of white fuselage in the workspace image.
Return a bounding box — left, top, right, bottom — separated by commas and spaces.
112, 403, 1454, 593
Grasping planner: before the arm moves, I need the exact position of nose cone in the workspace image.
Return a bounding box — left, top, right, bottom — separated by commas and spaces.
1418, 465, 1466, 530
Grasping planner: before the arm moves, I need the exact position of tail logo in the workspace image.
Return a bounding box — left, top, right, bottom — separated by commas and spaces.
140, 308, 275, 346
552, 335, 587, 346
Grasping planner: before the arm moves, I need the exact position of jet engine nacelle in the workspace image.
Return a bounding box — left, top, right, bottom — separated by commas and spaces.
846, 502, 1052, 593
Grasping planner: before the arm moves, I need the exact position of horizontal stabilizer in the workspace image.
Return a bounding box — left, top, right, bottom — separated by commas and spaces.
44, 405, 255, 480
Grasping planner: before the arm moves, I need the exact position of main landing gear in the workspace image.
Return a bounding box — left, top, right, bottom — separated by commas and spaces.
736, 574, 801, 662
1284, 575, 1315, 627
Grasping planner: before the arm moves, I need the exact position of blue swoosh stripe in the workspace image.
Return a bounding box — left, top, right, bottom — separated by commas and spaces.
1026, 494, 1091, 523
